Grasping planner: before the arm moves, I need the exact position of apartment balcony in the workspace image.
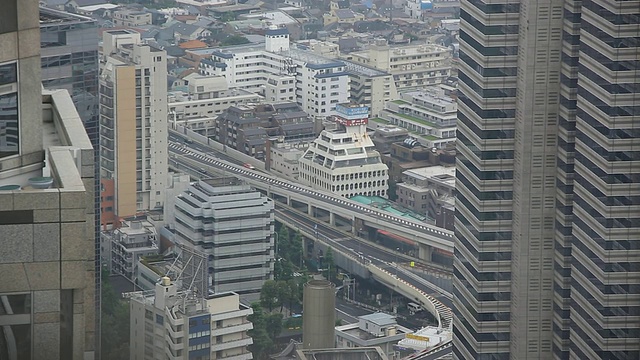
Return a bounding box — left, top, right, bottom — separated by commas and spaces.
165, 323, 184, 339
165, 334, 185, 351
210, 337, 253, 352
210, 309, 253, 323
220, 352, 253, 360
211, 322, 253, 337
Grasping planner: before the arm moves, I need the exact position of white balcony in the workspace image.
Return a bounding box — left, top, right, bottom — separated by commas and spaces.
211, 322, 253, 337
210, 308, 253, 322
165, 334, 185, 351
220, 352, 253, 360
210, 337, 253, 352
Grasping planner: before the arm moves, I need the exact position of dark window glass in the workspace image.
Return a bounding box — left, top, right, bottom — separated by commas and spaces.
0, 1, 17, 35
0, 63, 17, 86
466, 0, 519, 14
461, 9, 519, 35
0, 92, 19, 158
0, 324, 30, 360
460, 31, 518, 57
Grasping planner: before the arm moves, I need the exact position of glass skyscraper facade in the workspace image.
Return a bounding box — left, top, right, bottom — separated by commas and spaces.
454, 0, 639, 359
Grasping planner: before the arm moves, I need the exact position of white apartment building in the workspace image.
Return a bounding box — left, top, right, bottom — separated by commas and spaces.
168, 75, 263, 134
265, 74, 297, 103
99, 29, 168, 224
171, 178, 275, 300
101, 219, 159, 280
205, 28, 350, 119
344, 39, 452, 91
380, 87, 457, 149
298, 103, 389, 198
129, 277, 253, 360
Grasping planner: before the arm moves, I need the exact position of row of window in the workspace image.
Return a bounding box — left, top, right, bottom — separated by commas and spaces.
0, 62, 18, 160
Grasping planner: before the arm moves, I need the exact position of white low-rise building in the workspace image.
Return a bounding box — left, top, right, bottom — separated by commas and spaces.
395, 326, 452, 354
129, 277, 254, 360
101, 219, 159, 280
335, 313, 413, 359
381, 87, 457, 149
168, 75, 263, 135
268, 141, 307, 181
298, 103, 389, 198
203, 28, 349, 119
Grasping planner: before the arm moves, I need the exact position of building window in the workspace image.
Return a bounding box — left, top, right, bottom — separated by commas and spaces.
0, 62, 19, 159
0, 1, 17, 34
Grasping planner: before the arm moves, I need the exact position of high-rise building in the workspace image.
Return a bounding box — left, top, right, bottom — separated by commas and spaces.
39, 8, 102, 351
99, 29, 168, 228
0, 1, 96, 358
129, 277, 254, 360
453, 1, 640, 359
171, 178, 275, 301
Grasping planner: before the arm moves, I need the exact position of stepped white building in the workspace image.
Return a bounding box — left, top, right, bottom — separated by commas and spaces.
298, 104, 389, 198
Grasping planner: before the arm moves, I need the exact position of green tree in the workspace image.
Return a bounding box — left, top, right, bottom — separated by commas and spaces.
286, 279, 300, 311
276, 280, 291, 312
260, 280, 278, 312
324, 247, 336, 281
219, 12, 237, 22
248, 303, 272, 359
221, 35, 250, 46
100, 271, 130, 360
289, 230, 304, 266
275, 259, 293, 281
265, 313, 284, 340
277, 226, 290, 258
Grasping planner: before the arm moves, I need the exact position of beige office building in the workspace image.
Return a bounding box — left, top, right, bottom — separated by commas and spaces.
0, 1, 96, 358
99, 29, 168, 227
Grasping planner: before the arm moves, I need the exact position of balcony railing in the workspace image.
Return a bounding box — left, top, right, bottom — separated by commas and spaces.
210, 337, 253, 352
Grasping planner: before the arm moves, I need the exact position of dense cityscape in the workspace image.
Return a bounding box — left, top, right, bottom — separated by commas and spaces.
0, 0, 637, 360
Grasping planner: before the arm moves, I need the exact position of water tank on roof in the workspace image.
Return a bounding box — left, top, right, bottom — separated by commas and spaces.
420, 0, 433, 10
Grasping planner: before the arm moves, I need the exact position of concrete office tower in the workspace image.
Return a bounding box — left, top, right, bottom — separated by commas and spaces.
172, 178, 275, 301
554, 2, 640, 359
453, 1, 640, 359
129, 277, 254, 360
298, 103, 390, 198
302, 280, 336, 349
0, 1, 96, 358
99, 29, 168, 228
39, 7, 102, 347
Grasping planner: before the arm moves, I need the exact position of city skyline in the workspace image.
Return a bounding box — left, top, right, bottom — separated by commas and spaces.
1, 0, 638, 359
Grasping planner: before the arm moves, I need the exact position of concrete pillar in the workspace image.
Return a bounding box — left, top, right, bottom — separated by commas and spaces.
419, 243, 433, 262
329, 212, 335, 226
308, 205, 314, 216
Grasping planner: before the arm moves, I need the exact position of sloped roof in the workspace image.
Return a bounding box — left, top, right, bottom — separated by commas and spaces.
73, 0, 107, 6
170, 22, 203, 36
335, 9, 356, 19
